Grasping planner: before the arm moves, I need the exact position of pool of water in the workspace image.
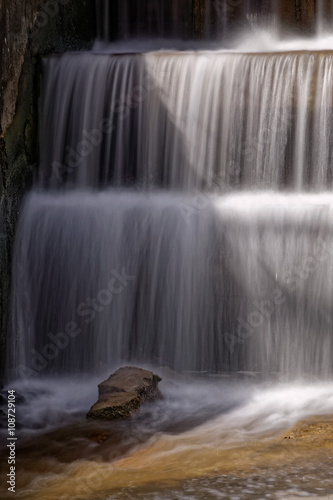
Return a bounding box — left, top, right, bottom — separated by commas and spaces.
1, 370, 333, 500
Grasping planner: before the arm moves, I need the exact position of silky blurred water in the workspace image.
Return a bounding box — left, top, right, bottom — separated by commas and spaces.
9, 191, 333, 379
1, 373, 333, 499
41, 49, 333, 191
6, 3, 333, 499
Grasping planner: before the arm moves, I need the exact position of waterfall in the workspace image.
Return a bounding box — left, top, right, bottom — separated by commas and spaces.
7, 2, 333, 382
94, 0, 279, 42
95, 0, 191, 41
317, 0, 333, 37
9, 191, 333, 378
42, 51, 333, 191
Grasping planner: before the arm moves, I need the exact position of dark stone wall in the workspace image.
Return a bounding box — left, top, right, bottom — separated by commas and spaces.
280, 0, 316, 32
0, 0, 95, 384
107, 0, 193, 39
192, 0, 318, 38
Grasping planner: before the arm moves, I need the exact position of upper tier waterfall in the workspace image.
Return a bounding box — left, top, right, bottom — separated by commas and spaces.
95, 0, 278, 41
94, 0, 333, 41
42, 50, 333, 192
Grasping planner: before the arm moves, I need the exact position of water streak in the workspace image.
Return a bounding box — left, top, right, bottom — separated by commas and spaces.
9, 191, 333, 378
41, 51, 333, 191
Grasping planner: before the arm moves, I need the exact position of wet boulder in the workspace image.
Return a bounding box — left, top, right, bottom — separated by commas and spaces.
87, 367, 162, 420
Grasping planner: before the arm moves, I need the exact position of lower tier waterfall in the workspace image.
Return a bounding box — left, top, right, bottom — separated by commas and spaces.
9, 190, 333, 379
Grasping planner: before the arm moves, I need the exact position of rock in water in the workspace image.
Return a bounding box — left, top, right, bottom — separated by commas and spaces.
87, 367, 162, 420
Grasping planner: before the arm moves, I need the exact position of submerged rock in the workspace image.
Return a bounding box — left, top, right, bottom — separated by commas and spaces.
87, 367, 162, 420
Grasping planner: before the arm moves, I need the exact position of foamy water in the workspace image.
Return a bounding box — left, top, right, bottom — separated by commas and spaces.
93, 29, 333, 55
2, 373, 333, 499
6, 373, 333, 438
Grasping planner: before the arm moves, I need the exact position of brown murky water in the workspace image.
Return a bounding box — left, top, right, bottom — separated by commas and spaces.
1, 375, 333, 500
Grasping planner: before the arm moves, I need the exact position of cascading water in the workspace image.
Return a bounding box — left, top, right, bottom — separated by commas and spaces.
5, 3, 333, 500
10, 190, 333, 377
95, 0, 191, 40
42, 51, 333, 191
7, 2, 333, 381
94, 0, 279, 42
317, 0, 333, 36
